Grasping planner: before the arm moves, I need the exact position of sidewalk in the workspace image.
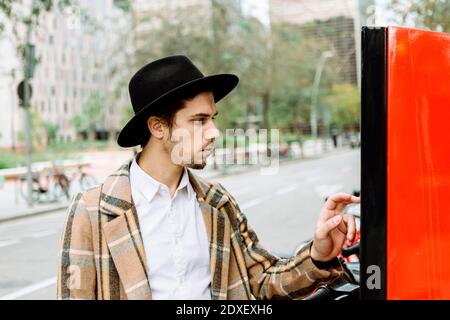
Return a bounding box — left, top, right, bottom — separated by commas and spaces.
0, 140, 352, 223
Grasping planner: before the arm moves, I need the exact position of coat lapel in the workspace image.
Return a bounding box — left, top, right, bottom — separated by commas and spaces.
100, 160, 152, 300
188, 170, 232, 300
99, 157, 232, 300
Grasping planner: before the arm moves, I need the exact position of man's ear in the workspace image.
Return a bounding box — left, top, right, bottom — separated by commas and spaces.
147, 116, 165, 140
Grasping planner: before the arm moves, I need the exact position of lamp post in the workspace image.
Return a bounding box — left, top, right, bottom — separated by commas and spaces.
310, 50, 334, 155
20, 0, 38, 207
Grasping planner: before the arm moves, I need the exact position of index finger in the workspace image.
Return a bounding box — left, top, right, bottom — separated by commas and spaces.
324, 192, 360, 211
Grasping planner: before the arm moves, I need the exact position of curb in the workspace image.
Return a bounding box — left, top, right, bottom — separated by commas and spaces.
0, 203, 69, 224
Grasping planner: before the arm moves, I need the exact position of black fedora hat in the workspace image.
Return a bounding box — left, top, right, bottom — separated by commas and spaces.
117, 55, 239, 147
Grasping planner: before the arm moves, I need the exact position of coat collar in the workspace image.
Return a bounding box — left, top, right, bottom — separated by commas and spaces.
99, 157, 232, 300
99, 157, 230, 216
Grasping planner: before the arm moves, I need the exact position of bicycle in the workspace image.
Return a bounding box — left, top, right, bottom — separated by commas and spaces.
70, 163, 98, 191
49, 160, 98, 198
19, 167, 70, 203
19, 161, 97, 204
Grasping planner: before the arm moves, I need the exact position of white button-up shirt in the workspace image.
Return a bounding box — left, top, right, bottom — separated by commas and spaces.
129, 159, 212, 300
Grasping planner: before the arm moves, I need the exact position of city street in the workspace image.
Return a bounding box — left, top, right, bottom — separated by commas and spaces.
0, 149, 360, 300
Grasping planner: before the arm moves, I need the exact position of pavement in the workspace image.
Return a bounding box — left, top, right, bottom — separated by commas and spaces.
0, 139, 349, 223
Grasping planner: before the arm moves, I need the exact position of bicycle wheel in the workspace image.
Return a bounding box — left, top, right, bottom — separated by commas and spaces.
52, 174, 71, 201
79, 174, 97, 191
19, 175, 41, 203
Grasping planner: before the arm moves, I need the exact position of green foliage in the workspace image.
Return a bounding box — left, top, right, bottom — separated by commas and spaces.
0, 0, 74, 36
113, 0, 131, 12
389, 0, 450, 32
120, 104, 134, 128
72, 91, 104, 139
43, 122, 58, 145
324, 84, 360, 131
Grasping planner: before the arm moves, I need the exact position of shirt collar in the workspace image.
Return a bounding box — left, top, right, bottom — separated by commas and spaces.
130, 157, 193, 203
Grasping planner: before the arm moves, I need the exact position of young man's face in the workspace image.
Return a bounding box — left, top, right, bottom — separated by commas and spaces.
162, 91, 220, 169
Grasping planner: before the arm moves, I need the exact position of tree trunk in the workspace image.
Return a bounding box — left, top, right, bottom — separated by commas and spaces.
262, 91, 271, 157
262, 91, 270, 130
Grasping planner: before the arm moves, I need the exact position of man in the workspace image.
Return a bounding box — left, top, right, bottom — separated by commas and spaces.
57, 55, 359, 300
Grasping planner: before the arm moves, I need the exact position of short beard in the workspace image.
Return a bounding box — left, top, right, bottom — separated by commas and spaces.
186, 162, 207, 170
165, 130, 207, 170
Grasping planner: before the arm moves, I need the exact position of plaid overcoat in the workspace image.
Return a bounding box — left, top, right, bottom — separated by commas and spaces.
57, 158, 343, 300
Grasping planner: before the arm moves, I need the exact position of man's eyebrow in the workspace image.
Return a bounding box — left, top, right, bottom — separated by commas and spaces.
190, 111, 219, 118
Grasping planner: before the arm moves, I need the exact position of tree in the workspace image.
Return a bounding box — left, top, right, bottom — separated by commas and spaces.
324, 84, 360, 132
0, 1, 74, 58
17, 110, 49, 150
43, 122, 58, 145
129, 1, 274, 133
388, 0, 450, 32
72, 91, 104, 141
270, 20, 334, 138
120, 104, 134, 128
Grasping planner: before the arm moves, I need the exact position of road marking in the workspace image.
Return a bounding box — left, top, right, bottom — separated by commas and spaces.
304, 176, 321, 183
276, 184, 297, 196
0, 211, 63, 229
0, 230, 60, 248
28, 230, 58, 238
0, 239, 20, 248
314, 184, 343, 198
241, 199, 262, 210
0, 277, 56, 300
341, 166, 352, 173
232, 187, 251, 196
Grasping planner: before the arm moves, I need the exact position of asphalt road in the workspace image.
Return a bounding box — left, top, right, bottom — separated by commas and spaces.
0, 149, 360, 300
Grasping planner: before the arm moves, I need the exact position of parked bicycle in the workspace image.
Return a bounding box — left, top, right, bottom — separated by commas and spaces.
19, 160, 97, 204
19, 168, 68, 203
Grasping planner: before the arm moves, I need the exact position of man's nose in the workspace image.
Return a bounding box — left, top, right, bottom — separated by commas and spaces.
205, 121, 220, 141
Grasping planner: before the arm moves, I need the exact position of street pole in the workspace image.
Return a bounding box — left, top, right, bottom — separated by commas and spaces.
23, 1, 37, 207
310, 50, 334, 155
24, 27, 33, 207
9, 69, 19, 205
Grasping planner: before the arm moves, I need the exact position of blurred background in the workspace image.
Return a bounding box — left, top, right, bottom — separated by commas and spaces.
0, 0, 448, 299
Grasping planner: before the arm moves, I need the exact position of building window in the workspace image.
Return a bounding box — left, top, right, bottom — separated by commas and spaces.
64, 102, 68, 114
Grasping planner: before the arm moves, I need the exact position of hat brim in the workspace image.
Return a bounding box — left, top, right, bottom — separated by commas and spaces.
117, 73, 239, 148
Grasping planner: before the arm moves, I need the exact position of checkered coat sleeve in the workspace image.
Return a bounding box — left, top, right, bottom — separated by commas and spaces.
216, 182, 344, 299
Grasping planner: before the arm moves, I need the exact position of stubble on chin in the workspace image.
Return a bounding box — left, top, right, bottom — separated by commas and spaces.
187, 162, 207, 170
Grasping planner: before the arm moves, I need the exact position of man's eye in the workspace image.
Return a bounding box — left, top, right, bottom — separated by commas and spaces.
193, 117, 215, 124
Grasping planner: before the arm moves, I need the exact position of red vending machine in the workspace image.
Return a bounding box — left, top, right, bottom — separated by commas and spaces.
361, 26, 450, 299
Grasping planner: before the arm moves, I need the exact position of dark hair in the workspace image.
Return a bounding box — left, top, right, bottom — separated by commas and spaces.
139, 88, 211, 149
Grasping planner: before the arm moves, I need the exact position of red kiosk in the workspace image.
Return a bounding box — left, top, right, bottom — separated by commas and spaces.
361, 26, 450, 299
